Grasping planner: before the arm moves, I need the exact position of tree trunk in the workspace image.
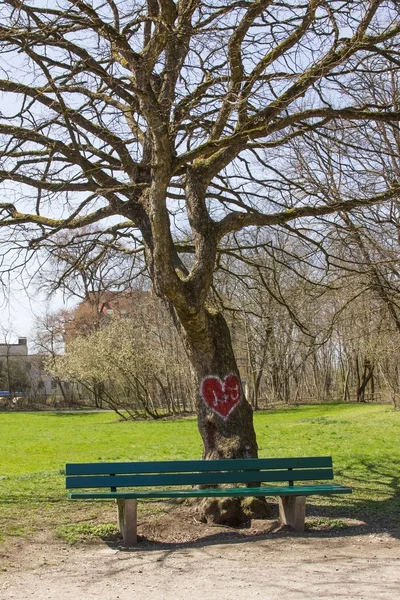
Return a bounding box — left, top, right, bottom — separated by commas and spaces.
173, 305, 268, 524
342, 367, 351, 403
177, 306, 258, 460
357, 358, 374, 403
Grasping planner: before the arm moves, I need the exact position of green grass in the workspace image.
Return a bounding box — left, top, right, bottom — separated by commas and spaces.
57, 522, 119, 544
1, 403, 399, 542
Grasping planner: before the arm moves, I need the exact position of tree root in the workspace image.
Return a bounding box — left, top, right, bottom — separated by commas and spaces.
195, 496, 271, 526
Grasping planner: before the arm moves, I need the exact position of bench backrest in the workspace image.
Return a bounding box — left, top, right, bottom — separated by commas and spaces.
66, 457, 334, 492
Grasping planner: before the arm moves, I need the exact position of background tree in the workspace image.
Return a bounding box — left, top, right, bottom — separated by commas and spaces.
282, 55, 400, 406
48, 309, 193, 418
1, 1, 400, 465
33, 310, 77, 405
0, 357, 30, 395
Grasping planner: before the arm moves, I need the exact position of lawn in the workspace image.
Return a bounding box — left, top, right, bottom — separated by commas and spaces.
1, 403, 399, 542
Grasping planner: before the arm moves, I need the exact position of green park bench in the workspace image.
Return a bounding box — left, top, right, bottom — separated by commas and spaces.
66, 456, 352, 544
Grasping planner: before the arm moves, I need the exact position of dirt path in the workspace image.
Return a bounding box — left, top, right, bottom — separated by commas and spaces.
1, 531, 400, 600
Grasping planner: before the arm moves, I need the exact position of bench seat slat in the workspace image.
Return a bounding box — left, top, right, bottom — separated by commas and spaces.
66, 467, 334, 490
65, 456, 333, 476
68, 483, 352, 500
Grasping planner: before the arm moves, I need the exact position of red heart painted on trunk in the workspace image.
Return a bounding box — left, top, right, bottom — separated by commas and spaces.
201, 374, 241, 419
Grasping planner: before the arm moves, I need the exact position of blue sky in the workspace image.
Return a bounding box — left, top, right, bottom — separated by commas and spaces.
0, 286, 76, 348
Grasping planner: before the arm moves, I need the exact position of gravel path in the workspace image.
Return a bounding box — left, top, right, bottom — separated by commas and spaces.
2, 533, 400, 599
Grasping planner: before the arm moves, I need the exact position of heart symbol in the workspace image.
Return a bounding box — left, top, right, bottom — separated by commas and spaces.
200, 374, 241, 419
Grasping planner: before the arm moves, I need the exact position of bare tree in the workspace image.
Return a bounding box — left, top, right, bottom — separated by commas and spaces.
33, 310, 77, 405
1, 1, 400, 467
281, 56, 400, 406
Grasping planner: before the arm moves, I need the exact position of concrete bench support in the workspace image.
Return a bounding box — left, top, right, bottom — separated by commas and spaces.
117, 498, 138, 544
279, 495, 306, 532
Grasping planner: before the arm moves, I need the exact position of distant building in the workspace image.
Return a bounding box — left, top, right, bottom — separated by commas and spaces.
64, 289, 150, 344
0, 337, 28, 357
0, 337, 57, 401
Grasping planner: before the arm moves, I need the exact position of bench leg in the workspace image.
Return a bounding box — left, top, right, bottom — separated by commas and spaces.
117, 499, 138, 544
278, 496, 306, 532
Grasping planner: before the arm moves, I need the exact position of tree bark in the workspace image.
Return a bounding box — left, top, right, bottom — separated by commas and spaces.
172, 304, 265, 523
176, 306, 258, 460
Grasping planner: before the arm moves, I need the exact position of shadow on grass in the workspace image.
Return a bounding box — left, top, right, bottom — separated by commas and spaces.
49, 411, 111, 417
48, 410, 196, 422
306, 460, 400, 535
